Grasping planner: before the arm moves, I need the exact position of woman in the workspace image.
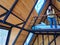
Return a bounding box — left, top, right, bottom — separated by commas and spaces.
46, 6, 57, 28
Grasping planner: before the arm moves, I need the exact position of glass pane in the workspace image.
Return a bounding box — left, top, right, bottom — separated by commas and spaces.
24, 33, 34, 45
0, 29, 8, 45
35, 0, 45, 14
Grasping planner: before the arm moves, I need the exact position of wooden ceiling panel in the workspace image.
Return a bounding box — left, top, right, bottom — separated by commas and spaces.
0, 22, 11, 30
13, 0, 35, 20
0, 0, 15, 10
0, 7, 6, 15
6, 14, 23, 25
52, 0, 60, 10
0, 0, 36, 21
15, 30, 28, 45
8, 27, 20, 45
0, 16, 5, 20
0, 0, 38, 45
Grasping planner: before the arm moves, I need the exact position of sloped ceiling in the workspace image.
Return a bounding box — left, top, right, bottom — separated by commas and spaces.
52, 0, 60, 10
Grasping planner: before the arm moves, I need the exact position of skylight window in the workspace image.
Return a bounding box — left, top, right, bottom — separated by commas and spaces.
0, 29, 8, 45
35, 0, 46, 15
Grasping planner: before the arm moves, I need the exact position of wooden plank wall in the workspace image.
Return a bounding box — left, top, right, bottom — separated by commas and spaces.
52, 0, 60, 10
34, 0, 60, 45
52, 0, 60, 45
52, 0, 60, 24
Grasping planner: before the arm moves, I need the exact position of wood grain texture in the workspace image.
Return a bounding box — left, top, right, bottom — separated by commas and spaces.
1, 0, 60, 45
52, 0, 60, 10
0, 0, 38, 45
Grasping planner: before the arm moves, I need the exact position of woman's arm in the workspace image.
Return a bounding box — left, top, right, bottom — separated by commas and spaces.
46, 10, 49, 16
52, 9, 55, 14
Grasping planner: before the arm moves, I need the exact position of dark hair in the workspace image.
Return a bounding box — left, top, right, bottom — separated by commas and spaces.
48, 6, 52, 12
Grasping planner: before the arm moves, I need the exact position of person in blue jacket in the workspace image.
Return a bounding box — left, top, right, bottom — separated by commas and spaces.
46, 6, 57, 28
